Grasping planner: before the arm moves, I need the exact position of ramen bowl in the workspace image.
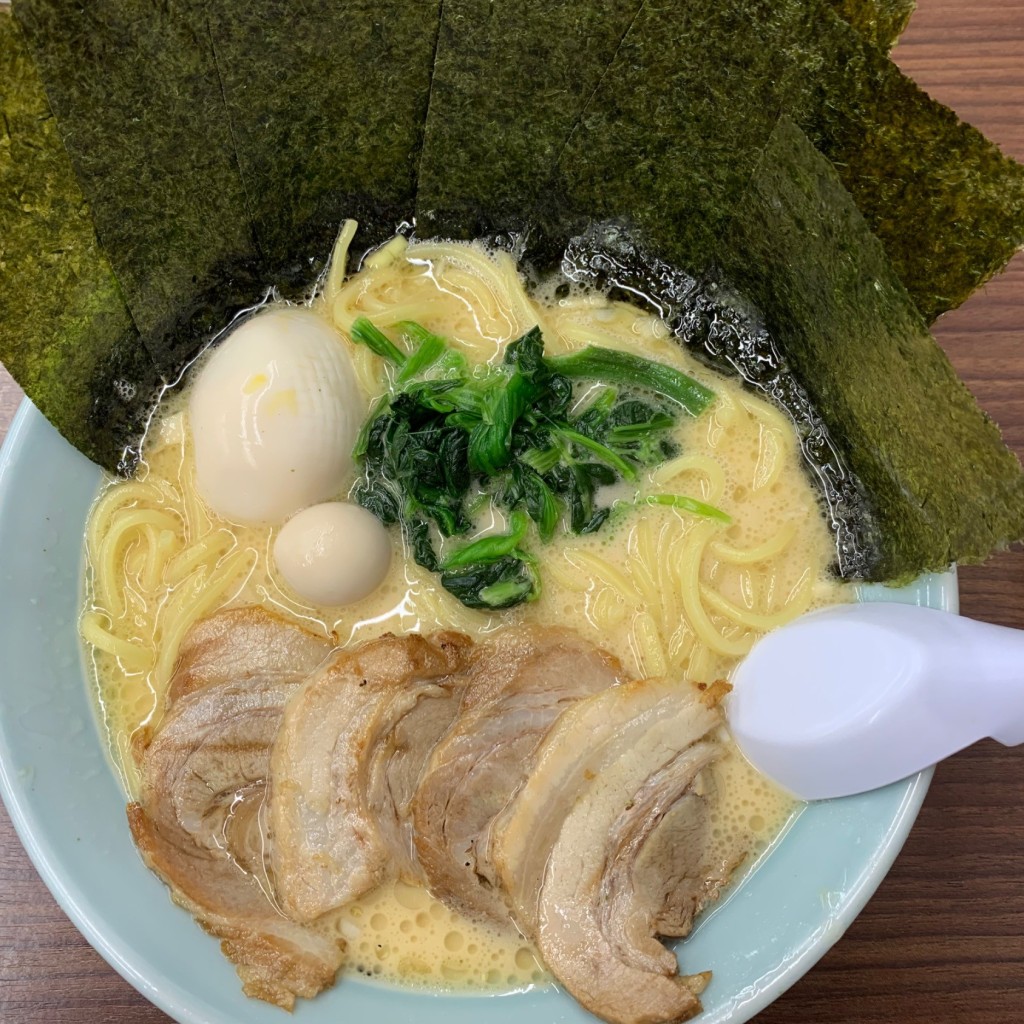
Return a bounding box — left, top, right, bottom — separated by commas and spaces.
0, 400, 953, 1024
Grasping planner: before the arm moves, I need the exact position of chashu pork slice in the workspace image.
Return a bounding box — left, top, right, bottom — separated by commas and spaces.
270, 631, 474, 923
492, 678, 733, 1024
165, 605, 334, 705
412, 627, 628, 922
364, 669, 470, 883
128, 607, 342, 1010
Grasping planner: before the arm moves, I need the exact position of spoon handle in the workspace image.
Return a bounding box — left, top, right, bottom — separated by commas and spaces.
868, 605, 1024, 747
955, 616, 1024, 747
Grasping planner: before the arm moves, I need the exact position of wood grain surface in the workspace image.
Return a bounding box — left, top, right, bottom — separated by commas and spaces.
1, 1, 1023, 1021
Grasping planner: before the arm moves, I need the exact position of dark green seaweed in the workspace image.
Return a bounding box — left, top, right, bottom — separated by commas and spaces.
789, 4, 1024, 322
827, 0, 916, 50
720, 117, 1024, 580
13, 0, 264, 372
534, 0, 1024, 321
196, 0, 442, 288
416, 0, 919, 248
533, 0, 801, 276
415, 0, 644, 242
0, 12, 158, 474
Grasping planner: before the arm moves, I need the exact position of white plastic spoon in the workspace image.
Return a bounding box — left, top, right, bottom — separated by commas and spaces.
726, 602, 1024, 801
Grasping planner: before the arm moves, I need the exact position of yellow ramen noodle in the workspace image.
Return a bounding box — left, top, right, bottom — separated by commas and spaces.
81, 233, 847, 991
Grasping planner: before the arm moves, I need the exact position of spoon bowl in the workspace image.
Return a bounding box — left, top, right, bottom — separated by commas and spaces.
727, 602, 1024, 800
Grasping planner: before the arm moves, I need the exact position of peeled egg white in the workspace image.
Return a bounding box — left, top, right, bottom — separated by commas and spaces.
273, 502, 392, 606
189, 307, 362, 525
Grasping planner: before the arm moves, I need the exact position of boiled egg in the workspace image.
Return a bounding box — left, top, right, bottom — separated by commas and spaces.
189, 307, 362, 525
273, 501, 392, 606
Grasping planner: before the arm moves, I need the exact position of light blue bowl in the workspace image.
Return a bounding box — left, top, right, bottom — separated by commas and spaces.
0, 401, 954, 1024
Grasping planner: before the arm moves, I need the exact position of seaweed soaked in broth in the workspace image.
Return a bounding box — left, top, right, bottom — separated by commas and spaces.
81, 238, 845, 992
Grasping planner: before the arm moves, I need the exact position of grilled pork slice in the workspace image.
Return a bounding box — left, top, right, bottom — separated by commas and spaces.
269, 631, 473, 923
128, 608, 341, 1010
365, 674, 469, 883
165, 605, 332, 705
412, 627, 627, 922
492, 678, 731, 1024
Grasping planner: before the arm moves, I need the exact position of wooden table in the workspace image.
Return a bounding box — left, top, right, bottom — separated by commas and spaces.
2, 2, 1023, 1020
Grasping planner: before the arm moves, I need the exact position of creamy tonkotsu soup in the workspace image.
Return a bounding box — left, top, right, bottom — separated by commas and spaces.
81, 233, 848, 992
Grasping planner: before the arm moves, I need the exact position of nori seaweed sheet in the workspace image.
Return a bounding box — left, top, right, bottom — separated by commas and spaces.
414, 0, 912, 246
719, 117, 1024, 581
827, 0, 916, 50
531, 0, 802, 275
789, 4, 1024, 323
194, 0, 442, 288
536, 0, 1024, 322
0, 12, 158, 475
13, 0, 263, 368
415, 0, 643, 242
